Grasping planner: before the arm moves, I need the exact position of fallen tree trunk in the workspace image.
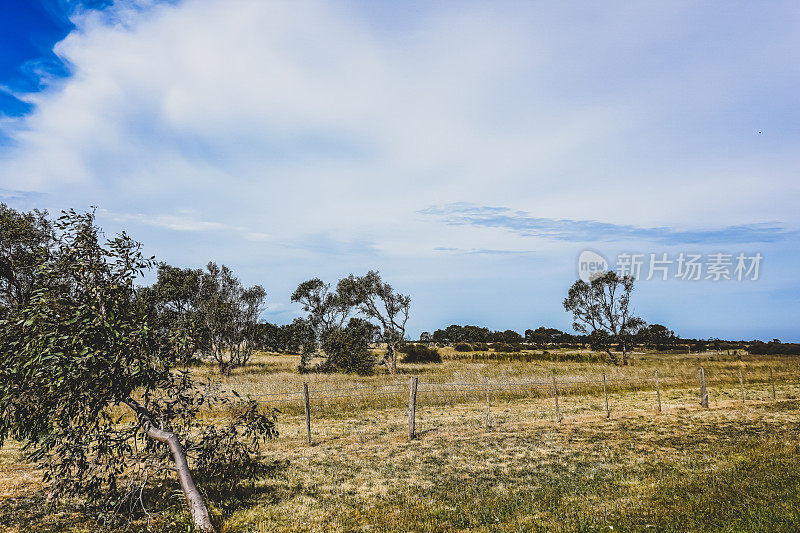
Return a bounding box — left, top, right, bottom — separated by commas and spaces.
123, 397, 215, 533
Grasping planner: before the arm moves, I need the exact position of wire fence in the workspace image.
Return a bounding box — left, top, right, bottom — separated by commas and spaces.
206, 366, 800, 445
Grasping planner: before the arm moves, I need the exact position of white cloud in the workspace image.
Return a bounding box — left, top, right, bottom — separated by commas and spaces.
100, 208, 270, 241
1, 0, 799, 338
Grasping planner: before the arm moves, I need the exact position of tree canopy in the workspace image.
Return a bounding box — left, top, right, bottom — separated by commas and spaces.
0, 209, 276, 532
563, 271, 645, 365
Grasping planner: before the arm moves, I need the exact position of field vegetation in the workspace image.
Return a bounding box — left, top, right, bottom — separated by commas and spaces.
1, 205, 799, 532
2, 348, 800, 532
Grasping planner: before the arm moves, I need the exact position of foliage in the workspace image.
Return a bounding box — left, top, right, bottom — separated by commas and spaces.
635, 323, 676, 350
563, 271, 645, 365
399, 343, 442, 363
524, 326, 572, 346
587, 330, 612, 353
491, 342, 522, 352
136, 263, 205, 364
749, 340, 800, 355
454, 342, 473, 352
431, 324, 545, 345
291, 278, 350, 344
0, 203, 54, 311
252, 318, 317, 358
315, 321, 376, 375
0, 209, 276, 529
284, 317, 317, 358
197, 262, 266, 374
192, 398, 279, 491
337, 271, 410, 374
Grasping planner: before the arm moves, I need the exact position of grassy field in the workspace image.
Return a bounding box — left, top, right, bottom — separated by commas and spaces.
2, 349, 800, 532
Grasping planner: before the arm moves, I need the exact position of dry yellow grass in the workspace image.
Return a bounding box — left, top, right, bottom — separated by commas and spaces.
2, 350, 800, 532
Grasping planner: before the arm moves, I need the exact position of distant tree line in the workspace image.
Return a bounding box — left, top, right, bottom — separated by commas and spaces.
748, 340, 800, 355
420, 321, 784, 357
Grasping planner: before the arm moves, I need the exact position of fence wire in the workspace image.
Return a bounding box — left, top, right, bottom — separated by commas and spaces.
208, 367, 798, 443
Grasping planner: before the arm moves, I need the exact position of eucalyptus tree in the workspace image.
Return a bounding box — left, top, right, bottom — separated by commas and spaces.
197, 262, 266, 373
291, 277, 351, 340
291, 277, 352, 370
137, 263, 205, 363
0, 204, 54, 311
337, 271, 410, 374
0, 210, 276, 532
563, 270, 644, 365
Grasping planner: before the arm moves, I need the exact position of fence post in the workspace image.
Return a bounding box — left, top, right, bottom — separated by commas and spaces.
408, 376, 418, 440
698, 367, 709, 408
655, 370, 662, 413
303, 382, 312, 446
770, 368, 776, 400
553, 374, 561, 423
739, 369, 745, 405
602, 371, 610, 419
485, 377, 492, 428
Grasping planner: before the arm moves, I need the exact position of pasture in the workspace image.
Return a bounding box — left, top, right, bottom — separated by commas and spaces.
2, 349, 800, 532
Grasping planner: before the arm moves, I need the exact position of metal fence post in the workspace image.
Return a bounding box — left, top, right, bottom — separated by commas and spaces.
408, 376, 418, 439
655, 370, 662, 413
698, 367, 709, 408
303, 383, 312, 445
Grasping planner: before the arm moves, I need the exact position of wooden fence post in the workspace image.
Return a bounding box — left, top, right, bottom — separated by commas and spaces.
553, 374, 561, 423
485, 377, 492, 428
655, 370, 662, 413
770, 368, 776, 400
602, 371, 610, 419
408, 376, 418, 440
698, 367, 709, 408
739, 369, 745, 405
303, 383, 312, 446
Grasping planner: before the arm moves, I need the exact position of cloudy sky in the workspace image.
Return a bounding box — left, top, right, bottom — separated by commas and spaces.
1, 0, 799, 340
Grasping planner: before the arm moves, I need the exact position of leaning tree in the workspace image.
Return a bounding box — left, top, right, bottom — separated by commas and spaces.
0, 210, 276, 532
563, 270, 644, 365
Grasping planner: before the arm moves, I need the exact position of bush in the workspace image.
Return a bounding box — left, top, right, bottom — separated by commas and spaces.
748, 341, 800, 355
454, 343, 473, 352
491, 342, 522, 352
314, 326, 376, 375
400, 343, 442, 363
472, 342, 489, 351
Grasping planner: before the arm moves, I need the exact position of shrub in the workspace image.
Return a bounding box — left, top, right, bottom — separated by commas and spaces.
492, 342, 522, 353
400, 343, 442, 363
473, 342, 489, 351
315, 326, 376, 375
748, 341, 800, 355
454, 343, 473, 352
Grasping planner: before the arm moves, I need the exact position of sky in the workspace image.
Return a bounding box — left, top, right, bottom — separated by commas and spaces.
0, 0, 799, 341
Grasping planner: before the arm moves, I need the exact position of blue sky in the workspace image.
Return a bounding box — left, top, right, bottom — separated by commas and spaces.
1, 0, 799, 341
